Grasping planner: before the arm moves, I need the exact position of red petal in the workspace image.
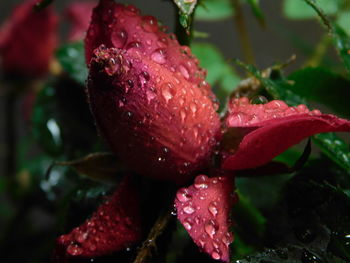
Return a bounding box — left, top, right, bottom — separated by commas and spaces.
56, 176, 142, 258
87, 46, 220, 182
0, 0, 58, 77
222, 98, 350, 170
85, 0, 208, 87
175, 175, 236, 262
65, 1, 96, 42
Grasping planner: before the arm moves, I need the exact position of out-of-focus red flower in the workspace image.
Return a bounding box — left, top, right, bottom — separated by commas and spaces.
0, 0, 58, 78
65, 1, 96, 42
55, 0, 350, 262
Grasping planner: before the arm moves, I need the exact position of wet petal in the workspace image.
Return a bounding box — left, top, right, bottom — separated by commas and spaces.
85, 0, 209, 87
223, 98, 350, 170
56, 176, 142, 259
87, 47, 220, 183
175, 174, 236, 262
0, 0, 58, 77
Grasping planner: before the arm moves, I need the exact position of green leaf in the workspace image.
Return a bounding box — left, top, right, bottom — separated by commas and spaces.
288, 67, 350, 117
195, 0, 234, 21
32, 85, 64, 157
243, 0, 265, 26
313, 133, 350, 172
191, 43, 240, 102
54, 153, 124, 183
332, 23, 350, 75
337, 11, 350, 35
56, 41, 88, 85
173, 0, 198, 30
283, 0, 340, 20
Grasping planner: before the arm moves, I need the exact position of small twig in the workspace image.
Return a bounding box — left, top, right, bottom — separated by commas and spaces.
133, 208, 173, 263
232, 0, 255, 65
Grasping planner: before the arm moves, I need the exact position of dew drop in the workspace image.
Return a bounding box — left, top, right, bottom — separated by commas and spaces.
124, 5, 140, 16
211, 249, 221, 260
67, 244, 83, 256
176, 188, 192, 202
141, 16, 158, 33
250, 95, 268, 104
190, 102, 197, 114
75, 231, 88, 243
161, 82, 175, 102
179, 65, 190, 79
151, 49, 166, 64
157, 37, 168, 48
111, 30, 127, 48
208, 202, 218, 217
183, 219, 192, 231
183, 205, 195, 214
194, 175, 209, 189
205, 220, 218, 238
126, 41, 141, 50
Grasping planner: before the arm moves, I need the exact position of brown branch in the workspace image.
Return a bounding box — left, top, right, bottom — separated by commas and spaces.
133, 208, 173, 263
232, 0, 255, 65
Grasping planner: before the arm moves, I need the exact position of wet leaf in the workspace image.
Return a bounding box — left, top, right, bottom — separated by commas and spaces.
191, 43, 240, 103
54, 152, 123, 183
195, 0, 233, 21
313, 133, 350, 173
56, 41, 88, 85
173, 0, 198, 30
32, 85, 64, 157
288, 67, 350, 117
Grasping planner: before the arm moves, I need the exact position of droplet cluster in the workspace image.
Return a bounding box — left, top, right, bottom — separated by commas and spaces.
227, 97, 321, 127
57, 177, 141, 258
175, 175, 236, 262
86, 0, 221, 184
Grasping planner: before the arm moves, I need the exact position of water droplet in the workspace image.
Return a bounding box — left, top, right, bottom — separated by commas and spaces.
183, 205, 195, 214
194, 175, 209, 189
222, 232, 233, 246
194, 216, 201, 224
74, 231, 88, 243
250, 95, 268, 104
176, 188, 192, 202
157, 37, 168, 48
183, 219, 192, 231
190, 102, 197, 114
126, 41, 141, 50
205, 220, 218, 238
141, 16, 158, 33
146, 87, 156, 103
180, 110, 186, 122
112, 30, 127, 48
208, 202, 218, 217
124, 5, 140, 16
211, 249, 221, 260
151, 49, 166, 64
301, 249, 321, 263
179, 65, 190, 79
67, 244, 83, 256
161, 82, 175, 102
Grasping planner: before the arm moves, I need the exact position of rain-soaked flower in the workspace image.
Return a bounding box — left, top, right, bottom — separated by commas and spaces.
0, 0, 58, 78
56, 0, 350, 261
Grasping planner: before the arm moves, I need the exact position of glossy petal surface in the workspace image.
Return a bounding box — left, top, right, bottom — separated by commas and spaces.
223, 98, 350, 170
87, 46, 220, 183
175, 175, 236, 262
0, 0, 58, 77
56, 176, 141, 258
